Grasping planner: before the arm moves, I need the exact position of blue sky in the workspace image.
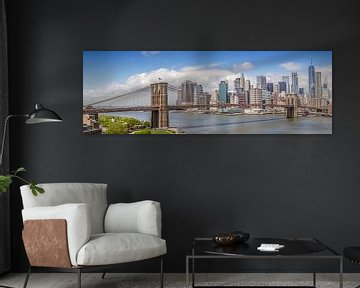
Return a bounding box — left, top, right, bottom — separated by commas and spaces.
83, 51, 332, 100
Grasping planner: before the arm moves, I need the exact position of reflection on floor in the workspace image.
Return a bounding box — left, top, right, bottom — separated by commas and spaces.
0, 273, 358, 288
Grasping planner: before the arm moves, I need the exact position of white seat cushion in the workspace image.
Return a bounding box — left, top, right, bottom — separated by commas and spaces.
76, 233, 167, 266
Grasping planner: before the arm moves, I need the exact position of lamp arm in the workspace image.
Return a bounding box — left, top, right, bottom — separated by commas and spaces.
0, 114, 28, 169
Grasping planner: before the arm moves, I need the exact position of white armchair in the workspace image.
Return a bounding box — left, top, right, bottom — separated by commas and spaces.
20, 183, 166, 288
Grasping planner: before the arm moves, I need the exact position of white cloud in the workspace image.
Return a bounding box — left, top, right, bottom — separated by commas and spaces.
141, 51, 160, 56
208, 62, 224, 68
84, 65, 246, 101
280, 62, 302, 71
233, 61, 254, 71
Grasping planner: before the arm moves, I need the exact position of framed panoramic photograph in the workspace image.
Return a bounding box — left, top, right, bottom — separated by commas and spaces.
83, 51, 332, 135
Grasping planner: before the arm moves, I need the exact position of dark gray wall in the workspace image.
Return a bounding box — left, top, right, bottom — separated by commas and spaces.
6, 0, 360, 273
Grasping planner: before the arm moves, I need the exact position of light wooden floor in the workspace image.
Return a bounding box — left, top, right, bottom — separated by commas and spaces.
0, 273, 359, 288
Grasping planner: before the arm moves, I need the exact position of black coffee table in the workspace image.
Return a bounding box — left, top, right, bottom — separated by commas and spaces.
185, 237, 342, 288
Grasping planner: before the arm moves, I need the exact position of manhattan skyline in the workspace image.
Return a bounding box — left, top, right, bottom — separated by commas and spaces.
83, 51, 332, 102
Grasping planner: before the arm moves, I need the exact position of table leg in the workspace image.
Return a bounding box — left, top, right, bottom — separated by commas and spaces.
186, 257, 189, 288
192, 257, 195, 288
339, 257, 343, 288
313, 254, 316, 287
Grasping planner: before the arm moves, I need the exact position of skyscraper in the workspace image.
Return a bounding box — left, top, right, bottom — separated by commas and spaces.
322, 76, 330, 99
282, 76, 290, 93
315, 71, 322, 98
291, 72, 299, 94
308, 61, 316, 97
266, 83, 274, 93
256, 76, 267, 90
240, 73, 245, 90
234, 78, 241, 94
245, 80, 251, 91
193, 84, 204, 106
278, 81, 287, 93
181, 80, 196, 104
219, 80, 229, 103
250, 88, 262, 107
274, 84, 279, 93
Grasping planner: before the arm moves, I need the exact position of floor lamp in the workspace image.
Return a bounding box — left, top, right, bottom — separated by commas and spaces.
0, 103, 63, 288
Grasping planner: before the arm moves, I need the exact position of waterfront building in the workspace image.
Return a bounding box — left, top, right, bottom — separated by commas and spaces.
238, 91, 247, 107
274, 84, 279, 93
210, 90, 218, 105
219, 80, 229, 103
256, 76, 267, 90
278, 81, 287, 93
308, 61, 316, 97
181, 80, 196, 105
210, 90, 219, 110
245, 79, 251, 91
262, 89, 271, 105
176, 88, 182, 105
250, 88, 262, 107
240, 73, 246, 90
199, 92, 211, 110
291, 72, 299, 94
315, 71, 322, 98
282, 76, 290, 93
322, 76, 330, 99
234, 78, 243, 97
194, 84, 204, 106
266, 82, 274, 93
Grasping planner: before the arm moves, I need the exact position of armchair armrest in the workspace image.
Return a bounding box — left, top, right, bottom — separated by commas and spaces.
22, 203, 91, 266
104, 200, 162, 237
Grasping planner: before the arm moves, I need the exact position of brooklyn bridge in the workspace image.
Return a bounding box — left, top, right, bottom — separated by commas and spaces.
83, 82, 329, 129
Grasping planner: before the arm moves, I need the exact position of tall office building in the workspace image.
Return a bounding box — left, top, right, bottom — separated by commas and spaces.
291, 72, 299, 94
315, 71, 322, 98
322, 76, 330, 99
193, 84, 204, 106
256, 76, 267, 90
177, 88, 182, 105
308, 61, 316, 97
240, 73, 246, 90
219, 80, 229, 103
245, 79, 251, 91
266, 83, 274, 93
181, 80, 196, 104
278, 81, 287, 93
210, 90, 219, 105
274, 84, 279, 93
282, 76, 290, 93
234, 78, 241, 94
249, 88, 262, 107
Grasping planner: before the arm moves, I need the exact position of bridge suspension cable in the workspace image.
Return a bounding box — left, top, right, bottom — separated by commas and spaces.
84, 86, 150, 106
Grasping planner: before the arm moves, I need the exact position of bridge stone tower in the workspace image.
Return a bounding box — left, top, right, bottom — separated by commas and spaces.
151, 82, 169, 128
286, 93, 298, 118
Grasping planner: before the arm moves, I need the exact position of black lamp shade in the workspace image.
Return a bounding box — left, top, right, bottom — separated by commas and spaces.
25, 104, 63, 124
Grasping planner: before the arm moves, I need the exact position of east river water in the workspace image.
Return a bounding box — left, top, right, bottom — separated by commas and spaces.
106, 111, 332, 134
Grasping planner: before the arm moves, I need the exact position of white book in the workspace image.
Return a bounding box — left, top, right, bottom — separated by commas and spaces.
257, 243, 285, 251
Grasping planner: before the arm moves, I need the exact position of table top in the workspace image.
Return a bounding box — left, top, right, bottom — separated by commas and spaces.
189, 237, 340, 258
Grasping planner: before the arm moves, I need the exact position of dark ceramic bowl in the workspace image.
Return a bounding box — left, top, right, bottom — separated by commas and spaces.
233, 230, 250, 242
212, 233, 237, 245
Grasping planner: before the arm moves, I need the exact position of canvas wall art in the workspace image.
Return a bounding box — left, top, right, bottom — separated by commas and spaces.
83, 51, 332, 135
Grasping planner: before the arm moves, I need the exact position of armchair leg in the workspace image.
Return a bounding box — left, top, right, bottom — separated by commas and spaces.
160, 257, 164, 288
77, 268, 81, 288
23, 266, 31, 288
101, 270, 107, 279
